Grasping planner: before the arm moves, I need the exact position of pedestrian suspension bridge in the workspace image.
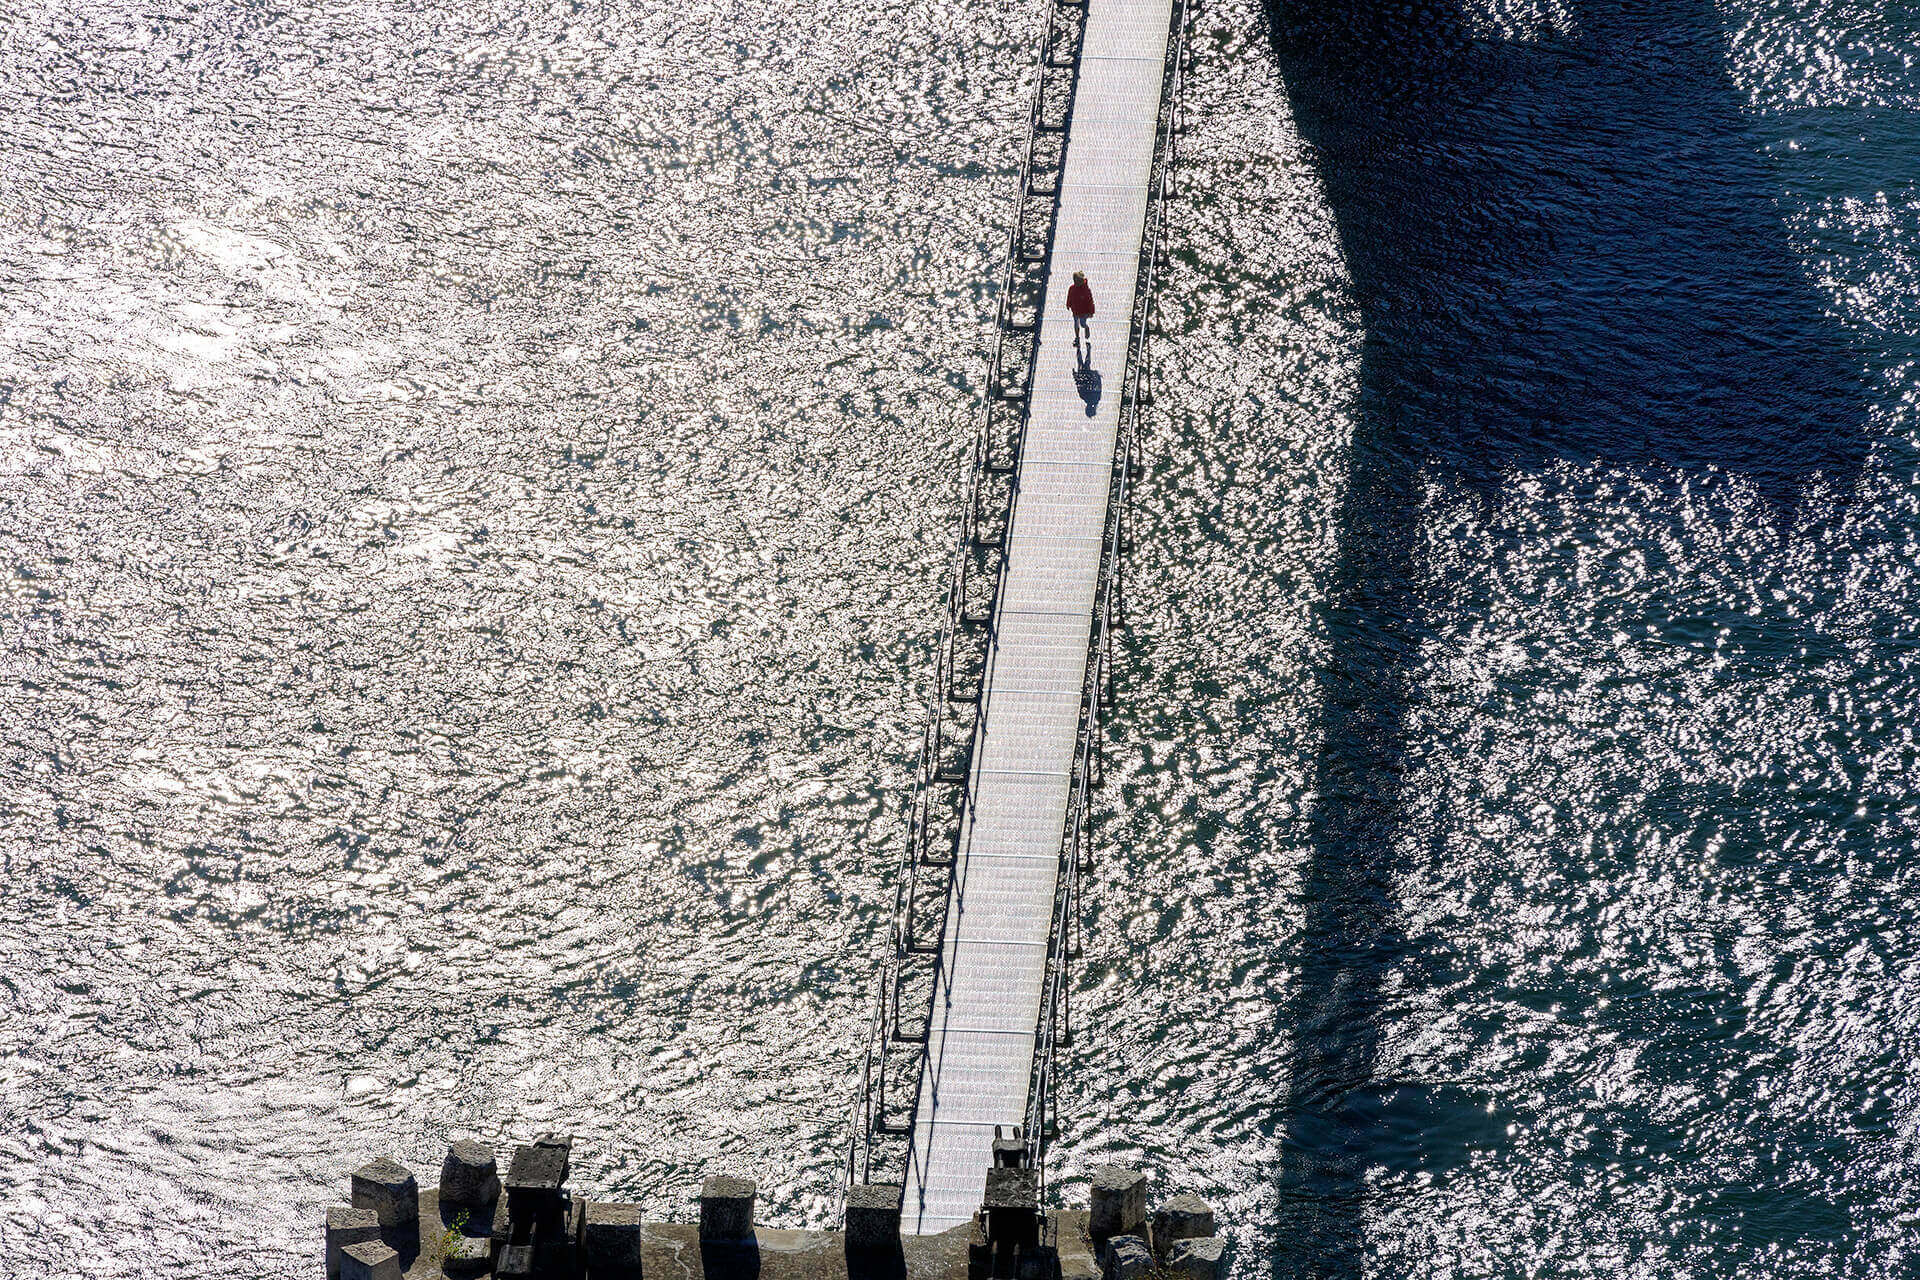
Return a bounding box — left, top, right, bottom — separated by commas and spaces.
848, 0, 1193, 1234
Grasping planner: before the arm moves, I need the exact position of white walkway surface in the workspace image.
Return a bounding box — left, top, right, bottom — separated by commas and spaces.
903, 0, 1171, 1234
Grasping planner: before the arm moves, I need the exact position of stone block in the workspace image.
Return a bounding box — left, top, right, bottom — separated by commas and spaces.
1104, 1234, 1151, 1280
1168, 1236, 1227, 1279
441, 1232, 493, 1278
699, 1176, 756, 1241
1151, 1194, 1214, 1257
845, 1182, 902, 1252
1016, 1243, 1060, 1280
1088, 1167, 1147, 1241
583, 1200, 645, 1278
340, 1239, 402, 1280
351, 1157, 420, 1229
440, 1140, 501, 1209
325, 1205, 381, 1279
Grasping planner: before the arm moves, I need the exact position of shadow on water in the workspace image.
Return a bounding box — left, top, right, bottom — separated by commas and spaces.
1259, 2, 1871, 1274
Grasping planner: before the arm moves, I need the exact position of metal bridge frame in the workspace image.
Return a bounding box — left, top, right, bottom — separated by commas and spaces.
847, 0, 1195, 1210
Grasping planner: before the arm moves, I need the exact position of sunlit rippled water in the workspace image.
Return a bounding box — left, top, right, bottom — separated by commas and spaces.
3, 0, 1919, 1275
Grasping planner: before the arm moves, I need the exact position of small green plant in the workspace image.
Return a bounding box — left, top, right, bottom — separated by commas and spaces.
435, 1208, 471, 1257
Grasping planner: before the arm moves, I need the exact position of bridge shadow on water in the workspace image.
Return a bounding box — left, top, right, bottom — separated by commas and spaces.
1259, 1, 1870, 1274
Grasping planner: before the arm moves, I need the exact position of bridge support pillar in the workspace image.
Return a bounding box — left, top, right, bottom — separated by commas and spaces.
969, 1166, 1058, 1279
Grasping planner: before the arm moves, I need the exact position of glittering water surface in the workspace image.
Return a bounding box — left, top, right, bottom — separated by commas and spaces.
4, 0, 1920, 1275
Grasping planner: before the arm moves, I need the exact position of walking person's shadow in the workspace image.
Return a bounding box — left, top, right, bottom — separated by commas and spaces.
1073, 333, 1103, 417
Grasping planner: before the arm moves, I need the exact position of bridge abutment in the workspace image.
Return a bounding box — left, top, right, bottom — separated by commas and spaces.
320, 1145, 1228, 1279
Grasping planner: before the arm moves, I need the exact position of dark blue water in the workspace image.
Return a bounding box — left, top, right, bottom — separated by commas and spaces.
1262, 2, 1914, 1273
1053, 2, 1920, 1276
3, 0, 1919, 1275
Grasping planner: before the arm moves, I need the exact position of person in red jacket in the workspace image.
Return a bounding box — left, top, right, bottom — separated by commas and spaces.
1066, 270, 1095, 357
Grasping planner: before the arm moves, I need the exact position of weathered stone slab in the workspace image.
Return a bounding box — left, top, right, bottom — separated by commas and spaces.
699, 1176, 757, 1241
1053, 1210, 1102, 1280
1167, 1235, 1227, 1279
339, 1238, 402, 1280
325, 1205, 381, 1279
351, 1157, 420, 1229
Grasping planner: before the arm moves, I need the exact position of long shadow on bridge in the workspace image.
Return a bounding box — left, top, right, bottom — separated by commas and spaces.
1261, 1, 1870, 1275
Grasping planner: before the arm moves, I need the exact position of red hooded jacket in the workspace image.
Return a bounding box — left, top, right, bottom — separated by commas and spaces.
1066, 280, 1095, 318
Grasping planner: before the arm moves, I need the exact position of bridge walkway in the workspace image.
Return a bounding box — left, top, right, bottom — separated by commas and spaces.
902, 0, 1174, 1234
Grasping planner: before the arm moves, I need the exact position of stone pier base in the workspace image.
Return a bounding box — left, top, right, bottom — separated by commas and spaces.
324, 1145, 1227, 1280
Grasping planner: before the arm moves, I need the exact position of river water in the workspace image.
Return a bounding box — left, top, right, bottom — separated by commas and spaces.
2, 0, 1917, 1276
